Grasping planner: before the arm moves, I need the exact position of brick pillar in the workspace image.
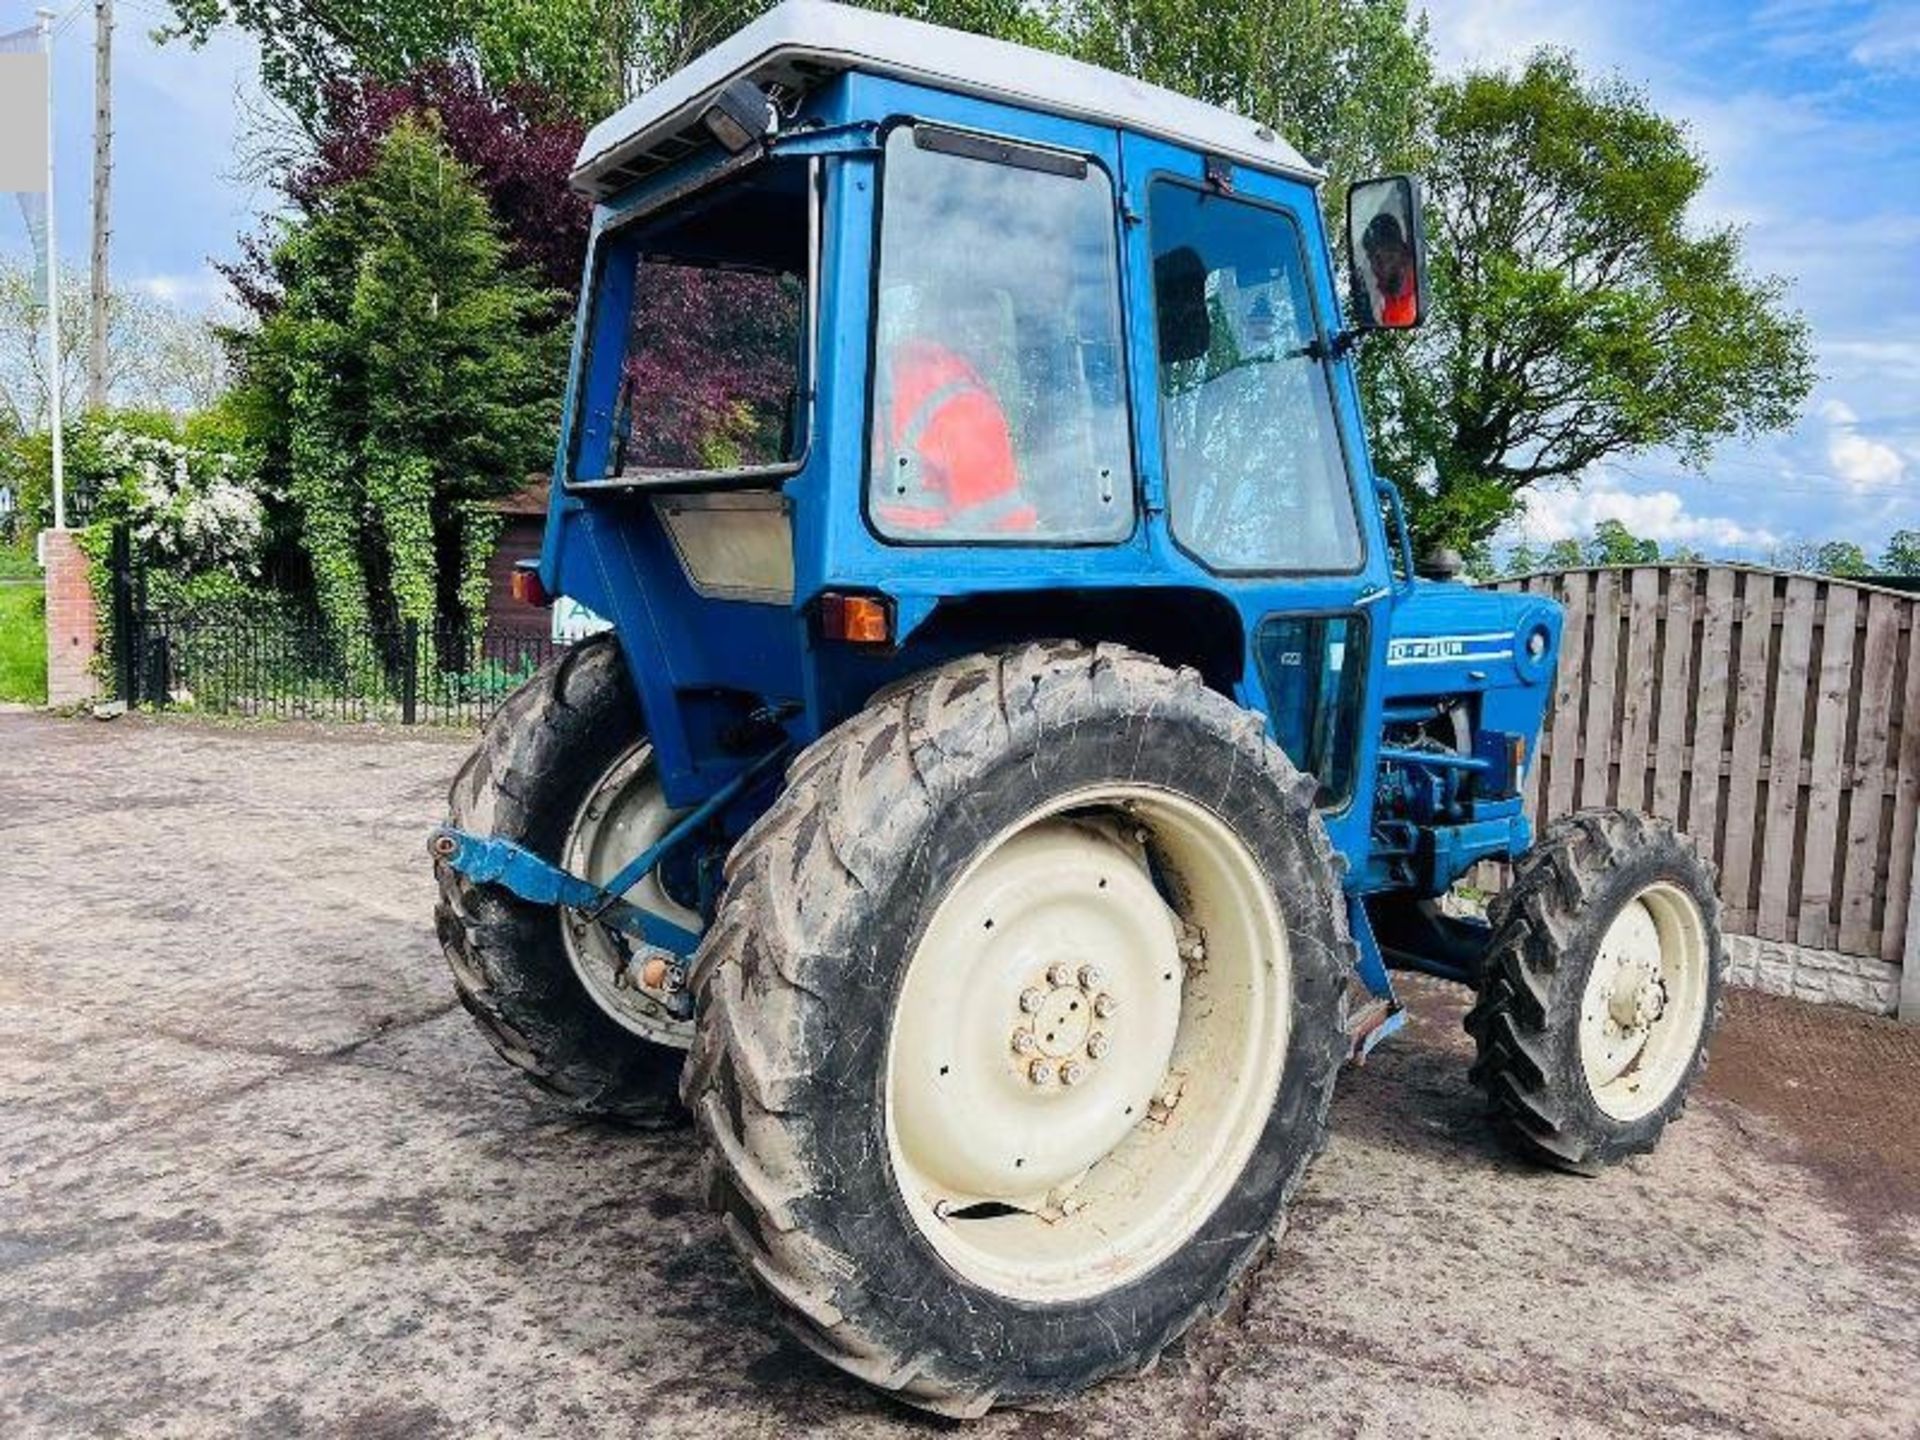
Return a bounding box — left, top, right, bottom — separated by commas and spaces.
42, 530, 99, 706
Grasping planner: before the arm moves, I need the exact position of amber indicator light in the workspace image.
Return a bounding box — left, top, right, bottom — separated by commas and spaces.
820, 593, 893, 645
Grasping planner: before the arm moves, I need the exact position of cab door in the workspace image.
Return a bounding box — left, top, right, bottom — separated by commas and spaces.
1117, 133, 1397, 864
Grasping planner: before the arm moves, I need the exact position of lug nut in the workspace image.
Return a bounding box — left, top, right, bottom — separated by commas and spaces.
1094, 993, 1118, 1018
1029, 1060, 1056, 1086
1019, 988, 1045, 1014
1086, 1032, 1109, 1059
1078, 965, 1104, 992
1047, 962, 1074, 988
1060, 1061, 1087, 1087
1012, 1030, 1038, 1056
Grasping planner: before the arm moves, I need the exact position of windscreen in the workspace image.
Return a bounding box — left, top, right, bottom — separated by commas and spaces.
1148, 181, 1361, 573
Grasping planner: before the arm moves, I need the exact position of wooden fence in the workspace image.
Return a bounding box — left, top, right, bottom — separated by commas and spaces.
1488, 565, 1920, 976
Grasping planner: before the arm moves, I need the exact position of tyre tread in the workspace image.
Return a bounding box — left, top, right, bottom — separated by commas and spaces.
433, 634, 685, 1126
684, 641, 1352, 1415
1465, 806, 1726, 1171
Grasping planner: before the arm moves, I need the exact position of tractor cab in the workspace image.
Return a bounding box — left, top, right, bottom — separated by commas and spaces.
536, 0, 1550, 895
435, 4, 1722, 1416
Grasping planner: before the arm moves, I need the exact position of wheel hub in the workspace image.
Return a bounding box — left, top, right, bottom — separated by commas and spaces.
560, 741, 701, 1045
1605, 955, 1666, 1032
1012, 965, 1115, 1079
1578, 884, 1710, 1120
888, 820, 1184, 1203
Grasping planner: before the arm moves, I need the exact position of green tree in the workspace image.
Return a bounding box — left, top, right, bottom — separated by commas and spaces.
1880, 529, 1920, 577
1365, 52, 1814, 552
162, 0, 640, 127
163, 0, 1071, 130
1585, 519, 1659, 566
234, 117, 561, 641
1063, 0, 1431, 182
1769, 539, 1819, 573
1, 258, 229, 433
1499, 539, 1540, 576
1813, 540, 1871, 578
1542, 537, 1584, 569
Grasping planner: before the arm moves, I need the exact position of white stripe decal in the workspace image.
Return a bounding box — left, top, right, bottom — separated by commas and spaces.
1387, 649, 1514, 667
1386, 632, 1515, 666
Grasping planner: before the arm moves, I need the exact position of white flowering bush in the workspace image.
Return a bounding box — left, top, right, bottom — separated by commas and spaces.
88, 426, 266, 578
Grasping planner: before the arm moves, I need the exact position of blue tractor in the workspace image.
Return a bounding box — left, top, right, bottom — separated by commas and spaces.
431, 1, 1726, 1414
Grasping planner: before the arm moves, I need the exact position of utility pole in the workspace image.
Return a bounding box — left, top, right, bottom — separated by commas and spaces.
37, 6, 64, 530
87, 0, 112, 412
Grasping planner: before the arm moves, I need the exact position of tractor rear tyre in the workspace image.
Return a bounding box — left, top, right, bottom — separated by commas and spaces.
435, 634, 696, 1126
1466, 809, 1725, 1173
684, 642, 1351, 1416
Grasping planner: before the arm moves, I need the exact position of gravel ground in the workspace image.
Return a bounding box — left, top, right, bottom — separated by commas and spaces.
2, 711, 1917, 1438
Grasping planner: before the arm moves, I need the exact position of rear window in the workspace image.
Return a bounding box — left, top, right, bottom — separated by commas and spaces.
620, 262, 802, 475
574, 158, 810, 485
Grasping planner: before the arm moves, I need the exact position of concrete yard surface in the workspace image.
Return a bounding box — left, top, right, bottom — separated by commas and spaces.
2, 712, 1917, 1437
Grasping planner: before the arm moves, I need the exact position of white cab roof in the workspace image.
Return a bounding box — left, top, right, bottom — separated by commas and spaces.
573, 0, 1319, 198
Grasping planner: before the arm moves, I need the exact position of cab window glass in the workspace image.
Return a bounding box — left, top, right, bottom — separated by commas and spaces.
577, 158, 809, 484
869, 126, 1133, 543
1254, 613, 1367, 807
1148, 181, 1361, 572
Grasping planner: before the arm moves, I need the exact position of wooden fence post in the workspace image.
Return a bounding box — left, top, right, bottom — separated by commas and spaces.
1902, 834, 1920, 1023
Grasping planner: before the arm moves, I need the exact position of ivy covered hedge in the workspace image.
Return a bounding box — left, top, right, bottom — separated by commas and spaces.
226, 113, 561, 652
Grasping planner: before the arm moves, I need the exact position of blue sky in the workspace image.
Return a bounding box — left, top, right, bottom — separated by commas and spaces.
5, 0, 1917, 556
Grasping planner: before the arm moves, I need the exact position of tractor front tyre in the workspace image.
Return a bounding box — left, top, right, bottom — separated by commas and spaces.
684, 642, 1352, 1416
434, 634, 697, 1126
1466, 809, 1726, 1172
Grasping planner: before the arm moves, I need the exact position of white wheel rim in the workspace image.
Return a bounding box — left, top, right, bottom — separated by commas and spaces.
1577, 881, 1709, 1122
885, 785, 1290, 1303
560, 742, 701, 1046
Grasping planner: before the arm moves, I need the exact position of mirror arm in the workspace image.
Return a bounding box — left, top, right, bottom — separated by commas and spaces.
1305, 329, 1363, 362
1376, 476, 1417, 597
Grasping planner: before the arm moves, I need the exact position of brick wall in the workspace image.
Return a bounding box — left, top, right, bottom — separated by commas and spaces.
41, 530, 98, 706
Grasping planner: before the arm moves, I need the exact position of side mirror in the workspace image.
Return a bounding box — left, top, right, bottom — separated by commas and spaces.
1346, 175, 1428, 332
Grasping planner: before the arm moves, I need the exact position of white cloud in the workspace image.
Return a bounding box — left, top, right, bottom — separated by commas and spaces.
1423, 0, 1618, 72
1818, 398, 1908, 491
1823, 339, 1920, 385
1848, 6, 1920, 74
1514, 475, 1780, 552
128, 269, 236, 316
